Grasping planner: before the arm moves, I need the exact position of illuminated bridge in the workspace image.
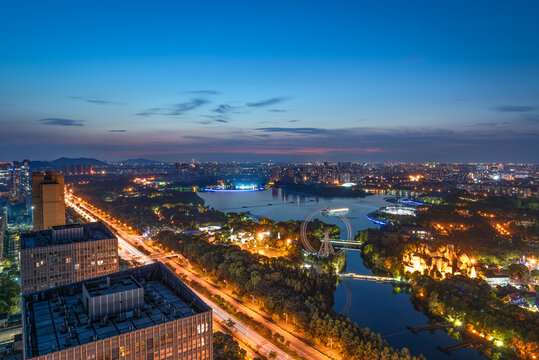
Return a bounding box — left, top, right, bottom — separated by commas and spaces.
340, 273, 410, 284
329, 239, 361, 246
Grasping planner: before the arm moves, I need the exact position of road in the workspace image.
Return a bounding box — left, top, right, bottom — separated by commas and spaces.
66, 196, 338, 360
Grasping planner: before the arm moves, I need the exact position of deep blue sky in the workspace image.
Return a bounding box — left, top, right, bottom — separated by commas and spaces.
1, 1, 538, 162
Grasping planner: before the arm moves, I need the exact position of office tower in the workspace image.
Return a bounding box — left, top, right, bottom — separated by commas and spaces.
10, 161, 22, 196
22, 262, 213, 360
32, 171, 66, 231
21, 159, 31, 192
20, 222, 119, 294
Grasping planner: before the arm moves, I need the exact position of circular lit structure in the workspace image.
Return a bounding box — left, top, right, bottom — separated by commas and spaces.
300, 208, 353, 255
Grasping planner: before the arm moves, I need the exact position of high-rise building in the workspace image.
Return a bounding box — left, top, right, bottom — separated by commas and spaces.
0, 208, 6, 259
22, 262, 213, 360
32, 171, 66, 231
20, 222, 119, 294
21, 159, 31, 192
10, 161, 22, 196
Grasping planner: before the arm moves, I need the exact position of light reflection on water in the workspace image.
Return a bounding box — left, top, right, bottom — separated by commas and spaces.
199, 188, 487, 360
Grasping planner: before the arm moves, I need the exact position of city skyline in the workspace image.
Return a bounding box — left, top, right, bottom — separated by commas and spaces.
1, 1, 539, 162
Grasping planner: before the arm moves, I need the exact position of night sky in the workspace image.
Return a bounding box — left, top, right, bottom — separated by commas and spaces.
1, 1, 538, 162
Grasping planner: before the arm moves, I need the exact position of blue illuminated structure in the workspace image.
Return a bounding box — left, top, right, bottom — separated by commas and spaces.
203, 186, 265, 192
401, 199, 424, 206
366, 214, 387, 226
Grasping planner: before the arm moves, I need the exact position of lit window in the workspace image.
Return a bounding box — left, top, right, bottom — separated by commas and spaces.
66, 258, 71, 264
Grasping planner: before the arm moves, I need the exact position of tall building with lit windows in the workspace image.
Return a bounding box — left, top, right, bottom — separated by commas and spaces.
22, 262, 213, 360
20, 222, 118, 294
32, 171, 66, 231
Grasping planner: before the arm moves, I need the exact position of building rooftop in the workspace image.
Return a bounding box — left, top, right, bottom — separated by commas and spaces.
20, 221, 115, 249
23, 262, 211, 358
84, 274, 141, 297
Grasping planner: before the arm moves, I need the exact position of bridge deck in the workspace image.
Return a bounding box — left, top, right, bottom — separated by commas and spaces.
339, 273, 410, 284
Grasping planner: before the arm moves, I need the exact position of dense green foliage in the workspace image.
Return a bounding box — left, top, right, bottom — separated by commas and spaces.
74, 176, 218, 231
357, 226, 539, 359
213, 331, 246, 360
413, 275, 538, 355
176, 235, 424, 360
0, 259, 21, 315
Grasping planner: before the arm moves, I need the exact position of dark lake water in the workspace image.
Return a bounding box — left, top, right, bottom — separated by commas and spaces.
199, 188, 487, 360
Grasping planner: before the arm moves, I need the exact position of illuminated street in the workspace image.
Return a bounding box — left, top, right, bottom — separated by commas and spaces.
66, 194, 338, 360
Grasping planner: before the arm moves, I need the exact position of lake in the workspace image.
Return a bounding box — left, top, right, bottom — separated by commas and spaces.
199, 188, 487, 360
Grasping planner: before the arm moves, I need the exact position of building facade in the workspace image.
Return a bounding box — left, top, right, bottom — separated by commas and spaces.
32, 171, 66, 231
23, 262, 213, 360
20, 222, 119, 294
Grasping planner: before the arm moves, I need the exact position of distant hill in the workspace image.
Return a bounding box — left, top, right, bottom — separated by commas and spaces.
30, 157, 108, 169
119, 158, 162, 165
51, 157, 108, 166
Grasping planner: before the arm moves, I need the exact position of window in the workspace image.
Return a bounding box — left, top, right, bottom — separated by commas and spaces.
66, 257, 71, 264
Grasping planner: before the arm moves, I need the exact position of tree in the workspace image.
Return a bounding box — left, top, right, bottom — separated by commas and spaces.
155, 230, 181, 252
224, 318, 236, 329
213, 331, 246, 360
0, 274, 20, 315
508, 264, 529, 279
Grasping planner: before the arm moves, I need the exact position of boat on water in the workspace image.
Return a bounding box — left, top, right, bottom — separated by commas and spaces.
322, 207, 350, 216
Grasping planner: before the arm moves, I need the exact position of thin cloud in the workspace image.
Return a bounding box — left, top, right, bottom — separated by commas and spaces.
247, 97, 288, 107
184, 90, 220, 95
38, 118, 85, 127
137, 98, 210, 116
214, 119, 229, 123
109, 129, 127, 133
467, 121, 510, 128
288, 120, 300, 123
491, 105, 535, 112
268, 109, 287, 113
136, 107, 163, 116
256, 127, 329, 134
87, 99, 124, 105
69, 96, 124, 105
213, 104, 242, 114
168, 99, 209, 115
203, 114, 230, 122
519, 114, 539, 124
